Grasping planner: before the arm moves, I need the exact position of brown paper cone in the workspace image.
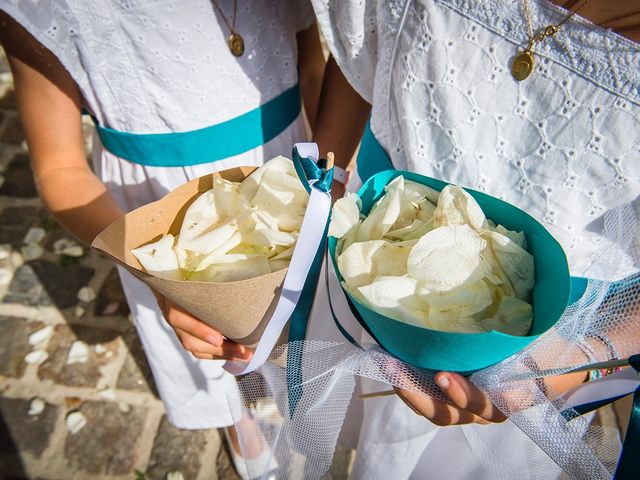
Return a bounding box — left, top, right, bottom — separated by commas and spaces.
91, 166, 288, 345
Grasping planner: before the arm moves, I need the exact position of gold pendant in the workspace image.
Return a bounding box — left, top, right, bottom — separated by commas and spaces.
228, 33, 244, 57
511, 50, 534, 81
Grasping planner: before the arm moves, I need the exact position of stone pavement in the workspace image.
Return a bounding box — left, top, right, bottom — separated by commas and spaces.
0, 49, 353, 479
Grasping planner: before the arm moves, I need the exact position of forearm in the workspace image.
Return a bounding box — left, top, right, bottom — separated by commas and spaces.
2, 13, 124, 245
313, 55, 371, 169
35, 165, 124, 245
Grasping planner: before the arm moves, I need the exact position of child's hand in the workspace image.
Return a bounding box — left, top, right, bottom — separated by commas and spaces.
393, 336, 590, 426
394, 372, 507, 426
155, 294, 254, 362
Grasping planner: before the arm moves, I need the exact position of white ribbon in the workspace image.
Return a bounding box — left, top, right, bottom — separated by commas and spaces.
224, 143, 331, 375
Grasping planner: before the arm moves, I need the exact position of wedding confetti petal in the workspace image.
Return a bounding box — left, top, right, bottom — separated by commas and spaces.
23, 227, 46, 245
329, 193, 362, 238
25, 350, 49, 365
66, 340, 89, 365
77, 286, 96, 303
0, 268, 12, 285
166, 471, 185, 480
66, 411, 87, 435
407, 224, 490, 291
28, 398, 45, 416
28, 325, 53, 346
20, 244, 44, 261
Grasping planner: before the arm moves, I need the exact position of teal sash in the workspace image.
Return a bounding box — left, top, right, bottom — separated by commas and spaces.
94, 83, 301, 167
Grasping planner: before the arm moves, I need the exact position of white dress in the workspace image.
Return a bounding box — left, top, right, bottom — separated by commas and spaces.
310, 0, 640, 478
2, 0, 315, 429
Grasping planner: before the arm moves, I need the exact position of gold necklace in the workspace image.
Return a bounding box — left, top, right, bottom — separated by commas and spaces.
512, 0, 590, 81
211, 0, 244, 57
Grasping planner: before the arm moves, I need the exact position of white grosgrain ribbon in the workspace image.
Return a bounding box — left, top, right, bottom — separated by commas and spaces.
224, 143, 331, 375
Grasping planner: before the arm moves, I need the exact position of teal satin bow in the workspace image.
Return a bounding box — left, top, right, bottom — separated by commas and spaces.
292, 145, 334, 194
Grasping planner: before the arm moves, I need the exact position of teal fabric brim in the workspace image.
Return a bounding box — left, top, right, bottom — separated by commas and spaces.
328, 170, 571, 373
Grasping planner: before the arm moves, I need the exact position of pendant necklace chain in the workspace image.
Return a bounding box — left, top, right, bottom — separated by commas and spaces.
512, 0, 590, 81
211, 0, 244, 57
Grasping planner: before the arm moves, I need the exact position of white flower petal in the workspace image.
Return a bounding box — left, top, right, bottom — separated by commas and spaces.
433, 185, 487, 230
28, 325, 53, 346
357, 176, 404, 241
131, 235, 182, 280
28, 398, 45, 416
190, 255, 271, 282
66, 411, 87, 435
177, 191, 221, 249
481, 293, 533, 336
66, 340, 89, 365
482, 230, 534, 300
25, 350, 48, 365
407, 224, 490, 291
329, 193, 361, 238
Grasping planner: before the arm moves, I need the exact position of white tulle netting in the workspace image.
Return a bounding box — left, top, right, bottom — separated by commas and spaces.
226, 201, 639, 480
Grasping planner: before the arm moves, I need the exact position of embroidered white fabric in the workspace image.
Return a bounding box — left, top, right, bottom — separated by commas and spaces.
219, 1, 640, 479
314, 0, 640, 278
1, 0, 315, 132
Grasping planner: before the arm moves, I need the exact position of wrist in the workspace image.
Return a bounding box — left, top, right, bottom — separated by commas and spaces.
332, 165, 351, 186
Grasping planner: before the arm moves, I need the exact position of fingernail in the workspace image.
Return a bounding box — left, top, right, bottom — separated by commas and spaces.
206, 335, 222, 347
437, 375, 450, 389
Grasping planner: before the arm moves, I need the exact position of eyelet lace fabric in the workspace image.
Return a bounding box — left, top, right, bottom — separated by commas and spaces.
2, 0, 315, 132
316, 0, 640, 279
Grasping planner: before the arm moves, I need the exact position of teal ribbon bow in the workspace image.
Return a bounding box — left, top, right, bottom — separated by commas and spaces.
291, 146, 334, 194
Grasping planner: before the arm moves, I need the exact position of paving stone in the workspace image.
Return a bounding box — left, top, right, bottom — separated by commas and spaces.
95, 267, 130, 317
0, 397, 59, 475
38, 324, 120, 388
0, 115, 24, 143
0, 206, 49, 248
117, 327, 158, 396
4, 260, 94, 308
0, 153, 37, 198
0, 88, 17, 109
330, 447, 353, 480
0, 88, 18, 110
146, 416, 211, 480
64, 401, 146, 476
0, 316, 45, 378
0, 53, 9, 74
